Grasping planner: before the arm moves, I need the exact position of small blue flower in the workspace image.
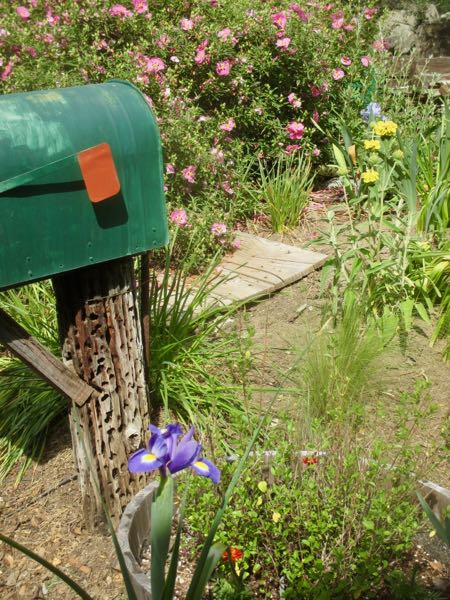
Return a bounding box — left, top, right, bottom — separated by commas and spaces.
361, 102, 382, 122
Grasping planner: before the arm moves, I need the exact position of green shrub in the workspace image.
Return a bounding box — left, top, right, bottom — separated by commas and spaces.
186, 409, 427, 599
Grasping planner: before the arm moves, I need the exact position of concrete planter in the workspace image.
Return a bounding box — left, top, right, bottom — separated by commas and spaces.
116, 480, 158, 600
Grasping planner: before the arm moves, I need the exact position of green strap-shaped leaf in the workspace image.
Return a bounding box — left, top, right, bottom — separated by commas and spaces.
161, 491, 187, 600
0, 532, 94, 600
151, 475, 174, 600
417, 493, 450, 548
186, 542, 227, 600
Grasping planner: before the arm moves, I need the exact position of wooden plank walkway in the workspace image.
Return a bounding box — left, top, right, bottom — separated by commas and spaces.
209, 232, 327, 305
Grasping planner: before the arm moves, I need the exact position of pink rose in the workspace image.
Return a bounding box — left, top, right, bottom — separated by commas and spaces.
180, 18, 194, 31
313, 147, 321, 157
182, 165, 196, 183
286, 121, 305, 140
290, 4, 309, 22
219, 118, 236, 132
373, 39, 390, 52
109, 4, 132, 17
216, 60, 231, 76
340, 56, 352, 66
170, 209, 188, 227
166, 164, 175, 174
1, 61, 13, 80
16, 6, 30, 20
145, 57, 165, 73
271, 11, 288, 29
211, 223, 227, 236
276, 37, 291, 50
288, 92, 302, 108
132, 0, 148, 14
218, 27, 232, 41
364, 7, 378, 20
361, 55, 371, 67
310, 84, 321, 97
332, 68, 345, 80
285, 144, 301, 154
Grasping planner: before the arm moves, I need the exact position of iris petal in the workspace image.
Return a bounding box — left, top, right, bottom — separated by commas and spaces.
168, 440, 201, 474
128, 448, 165, 473
149, 434, 169, 461
191, 458, 221, 484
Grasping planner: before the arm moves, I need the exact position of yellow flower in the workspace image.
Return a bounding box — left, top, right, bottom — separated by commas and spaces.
257, 481, 268, 493
256, 496, 263, 507
272, 511, 281, 523
361, 169, 380, 184
372, 120, 398, 137
364, 139, 381, 151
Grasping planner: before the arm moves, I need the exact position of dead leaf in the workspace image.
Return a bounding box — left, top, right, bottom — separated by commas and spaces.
79, 564, 91, 575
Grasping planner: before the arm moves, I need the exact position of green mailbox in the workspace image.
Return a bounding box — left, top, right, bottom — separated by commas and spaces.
0, 81, 168, 291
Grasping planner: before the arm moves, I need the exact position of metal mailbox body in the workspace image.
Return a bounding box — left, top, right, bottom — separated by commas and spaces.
0, 80, 168, 291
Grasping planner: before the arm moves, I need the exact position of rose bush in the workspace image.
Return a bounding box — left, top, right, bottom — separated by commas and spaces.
1, 0, 381, 221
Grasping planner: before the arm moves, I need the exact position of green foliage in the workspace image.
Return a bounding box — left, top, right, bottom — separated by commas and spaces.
1, 0, 382, 217
242, 152, 315, 233
290, 294, 395, 425
147, 239, 248, 428
0, 283, 64, 483
317, 110, 449, 357
417, 493, 450, 550
416, 102, 450, 234
186, 413, 426, 600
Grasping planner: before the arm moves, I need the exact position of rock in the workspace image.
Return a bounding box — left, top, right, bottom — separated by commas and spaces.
381, 5, 450, 57
424, 4, 440, 23
382, 10, 418, 55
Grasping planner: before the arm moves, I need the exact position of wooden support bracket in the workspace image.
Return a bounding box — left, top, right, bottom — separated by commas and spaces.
0, 307, 95, 407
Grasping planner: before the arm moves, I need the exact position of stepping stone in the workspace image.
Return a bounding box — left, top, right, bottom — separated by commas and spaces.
210, 232, 327, 305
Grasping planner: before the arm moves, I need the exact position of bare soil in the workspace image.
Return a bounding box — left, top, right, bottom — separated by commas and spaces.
1, 198, 449, 599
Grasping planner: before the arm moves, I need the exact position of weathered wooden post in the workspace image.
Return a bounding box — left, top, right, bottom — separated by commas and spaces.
52, 258, 149, 527
0, 81, 168, 526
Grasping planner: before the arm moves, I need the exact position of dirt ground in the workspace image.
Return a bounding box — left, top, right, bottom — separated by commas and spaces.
1, 200, 449, 599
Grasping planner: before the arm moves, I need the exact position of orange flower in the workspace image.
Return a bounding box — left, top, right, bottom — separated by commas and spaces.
303, 456, 319, 465
222, 547, 243, 562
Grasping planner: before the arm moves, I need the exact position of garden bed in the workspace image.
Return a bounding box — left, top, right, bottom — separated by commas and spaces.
1, 230, 449, 598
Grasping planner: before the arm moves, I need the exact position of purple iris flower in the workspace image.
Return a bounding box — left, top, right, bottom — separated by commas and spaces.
128, 433, 170, 473
128, 423, 220, 484
361, 101, 382, 122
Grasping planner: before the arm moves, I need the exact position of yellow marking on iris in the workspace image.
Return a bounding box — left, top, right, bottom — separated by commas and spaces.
142, 453, 157, 462
194, 461, 209, 472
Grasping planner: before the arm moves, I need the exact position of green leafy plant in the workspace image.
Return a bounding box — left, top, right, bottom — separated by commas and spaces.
242, 152, 315, 233
147, 235, 247, 428
0, 283, 64, 483
416, 102, 450, 234
187, 415, 426, 600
